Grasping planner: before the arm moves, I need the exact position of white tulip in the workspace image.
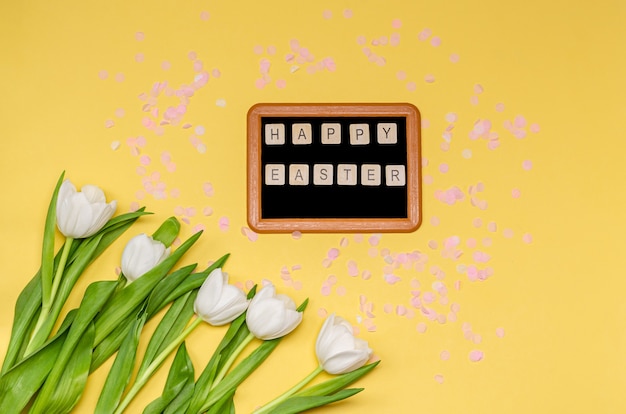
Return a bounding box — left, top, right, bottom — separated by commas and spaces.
121, 233, 170, 282
56, 179, 117, 239
194, 268, 249, 326
245, 282, 302, 340
315, 313, 372, 375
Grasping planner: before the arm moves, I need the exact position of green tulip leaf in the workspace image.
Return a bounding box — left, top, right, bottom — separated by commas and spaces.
89, 264, 196, 372
151, 216, 181, 247
197, 338, 282, 413
94, 309, 147, 414
29, 280, 118, 414
40, 172, 65, 312
185, 286, 257, 414
162, 382, 195, 414
93, 231, 202, 347
0, 311, 75, 414
204, 388, 236, 414
270, 388, 364, 414
26, 234, 104, 353
294, 361, 380, 398
33, 323, 96, 414
185, 317, 248, 414
143, 343, 195, 414
137, 291, 196, 380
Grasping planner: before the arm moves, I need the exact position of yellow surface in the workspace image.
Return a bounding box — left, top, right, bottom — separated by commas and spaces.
1, 1, 625, 413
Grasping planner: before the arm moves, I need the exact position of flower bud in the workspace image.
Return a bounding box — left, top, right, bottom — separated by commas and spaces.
194, 268, 249, 326
245, 282, 302, 340
315, 313, 372, 375
56, 179, 117, 238
121, 233, 170, 282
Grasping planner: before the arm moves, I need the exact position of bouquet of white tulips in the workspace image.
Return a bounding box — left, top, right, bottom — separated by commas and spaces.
0, 172, 379, 413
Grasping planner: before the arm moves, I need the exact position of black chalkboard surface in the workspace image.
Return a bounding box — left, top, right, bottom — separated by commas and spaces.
247, 103, 421, 233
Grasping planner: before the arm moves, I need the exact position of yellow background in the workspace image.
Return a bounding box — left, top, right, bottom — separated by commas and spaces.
1, 1, 625, 412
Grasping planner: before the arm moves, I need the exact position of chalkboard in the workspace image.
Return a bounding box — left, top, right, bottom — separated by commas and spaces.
247, 103, 422, 233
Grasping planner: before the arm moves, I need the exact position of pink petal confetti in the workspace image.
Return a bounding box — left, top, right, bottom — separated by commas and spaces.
322, 9, 332, 19
347, 260, 359, 277
424, 74, 436, 83
218, 216, 230, 232
416, 322, 427, 333
368, 234, 381, 246
110, 141, 120, 150
276, 79, 286, 88
202, 206, 213, 216
440, 350, 450, 361
449, 53, 460, 63
291, 231, 302, 239
522, 233, 533, 244
135, 31, 145, 41
384, 273, 401, 284
522, 160, 533, 171
430, 36, 441, 47
115, 73, 125, 82
161, 61, 171, 70
255, 78, 267, 89
496, 327, 505, 338
104, 119, 115, 128
327, 248, 340, 260
530, 123, 541, 133
469, 350, 484, 362
418, 28, 432, 41
199, 10, 210, 21
361, 270, 372, 280
241, 227, 258, 242
514, 115, 527, 128
434, 374, 445, 384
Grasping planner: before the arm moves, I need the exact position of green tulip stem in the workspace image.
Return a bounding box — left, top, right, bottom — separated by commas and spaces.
252, 364, 325, 414
48, 237, 74, 307
210, 332, 255, 390
25, 237, 74, 355
113, 316, 204, 414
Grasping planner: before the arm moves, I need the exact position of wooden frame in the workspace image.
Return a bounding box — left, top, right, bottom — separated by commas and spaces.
247, 103, 422, 233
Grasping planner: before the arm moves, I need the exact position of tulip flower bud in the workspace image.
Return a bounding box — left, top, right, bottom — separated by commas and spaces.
315, 313, 372, 375
121, 233, 170, 282
245, 282, 302, 340
194, 268, 249, 326
56, 180, 117, 238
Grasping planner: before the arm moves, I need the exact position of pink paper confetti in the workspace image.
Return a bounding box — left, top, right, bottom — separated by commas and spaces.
241, 227, 258, 242
218, 217, 230, 232
469, 350, 484, 362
